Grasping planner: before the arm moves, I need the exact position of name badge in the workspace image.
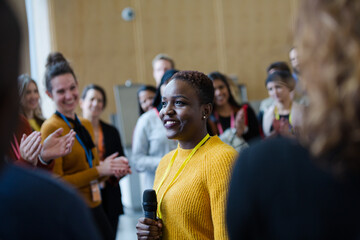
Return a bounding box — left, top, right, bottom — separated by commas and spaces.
90, 180, 101, 202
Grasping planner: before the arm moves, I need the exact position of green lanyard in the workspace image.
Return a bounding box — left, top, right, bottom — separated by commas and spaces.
155, 134, 210, 219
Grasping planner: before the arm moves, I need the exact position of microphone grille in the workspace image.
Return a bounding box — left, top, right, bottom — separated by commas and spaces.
143, 189, 157, 202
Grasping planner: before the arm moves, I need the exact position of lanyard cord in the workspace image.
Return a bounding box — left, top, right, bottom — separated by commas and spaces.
214, 111, 234, 135
57, 112, 94, 168
155, 134, 210, 219
274, 104, 292, 125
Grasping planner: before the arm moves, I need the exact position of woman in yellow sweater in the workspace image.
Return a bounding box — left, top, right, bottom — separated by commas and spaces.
136, 71, 237, 239
41, 52, 131, 240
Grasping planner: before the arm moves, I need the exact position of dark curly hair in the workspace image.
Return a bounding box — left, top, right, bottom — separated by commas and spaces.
45, 52, 77, 92
170, 71, 214, 105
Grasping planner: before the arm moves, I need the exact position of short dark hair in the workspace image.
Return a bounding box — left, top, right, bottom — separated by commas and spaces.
45, 52, 77, 92
266, 61, 291, 74
81, 84, 107, 109
171, 71, 214, 105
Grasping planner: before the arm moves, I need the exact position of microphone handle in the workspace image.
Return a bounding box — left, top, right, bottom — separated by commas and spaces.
144, 211, 156, 220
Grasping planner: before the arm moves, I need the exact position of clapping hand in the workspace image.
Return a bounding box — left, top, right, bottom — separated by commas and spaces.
40, 128, 76, 163
97, 152, 132, 177
19, 131, 42, 166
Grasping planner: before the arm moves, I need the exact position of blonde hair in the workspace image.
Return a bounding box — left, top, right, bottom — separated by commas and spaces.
18, 74, 44, 121
297, 0, 360, 171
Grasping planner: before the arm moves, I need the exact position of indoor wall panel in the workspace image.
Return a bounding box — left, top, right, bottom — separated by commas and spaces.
49, 0, 298, 120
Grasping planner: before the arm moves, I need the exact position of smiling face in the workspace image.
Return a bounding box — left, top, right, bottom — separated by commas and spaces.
159, 79, 209, 149
80, 88, 104, 119
47, 73, 79, 118
138, 89, 155, 113
21, 81, 40, 113
213, 79, 230, 107
266, 81, 291, 103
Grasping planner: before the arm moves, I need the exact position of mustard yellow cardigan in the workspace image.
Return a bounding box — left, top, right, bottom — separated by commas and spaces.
41, 113, 102, 208
154, 136, 237, 240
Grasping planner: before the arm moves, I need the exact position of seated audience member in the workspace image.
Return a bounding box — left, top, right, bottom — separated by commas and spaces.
81, 84, 131, 238
41, 52, 131, 240
136, 71, 237, 240
18, 74, 44, 131
220, 108, 249, 153
132, 70, 178, 194
227, 0, 360, 239
208, 71, 260, 143
262, 71, 304, 137
137, 85, 156, 115
0, 2, 101, 239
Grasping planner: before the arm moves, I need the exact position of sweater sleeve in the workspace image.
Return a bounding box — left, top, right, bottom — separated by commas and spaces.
207, 146, 237, 240
132, 116, 162, 172
41, 118, 100, 188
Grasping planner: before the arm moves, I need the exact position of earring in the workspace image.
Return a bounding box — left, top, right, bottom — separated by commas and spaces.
202, 115, 206, 119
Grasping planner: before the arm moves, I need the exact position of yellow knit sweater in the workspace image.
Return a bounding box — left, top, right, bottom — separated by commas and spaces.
154, 136, 237, 240
41, 114, 101, 208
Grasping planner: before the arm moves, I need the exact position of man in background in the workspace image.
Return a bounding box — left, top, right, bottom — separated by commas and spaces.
152, 53, 175, 87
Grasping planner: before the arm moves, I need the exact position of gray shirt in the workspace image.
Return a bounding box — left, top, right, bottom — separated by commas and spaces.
132, 109, 177, 191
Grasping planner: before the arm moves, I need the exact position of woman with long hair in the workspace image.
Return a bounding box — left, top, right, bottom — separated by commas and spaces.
208, 71, 260, 142
227, 0, 360, 238
17, 74, 44, 131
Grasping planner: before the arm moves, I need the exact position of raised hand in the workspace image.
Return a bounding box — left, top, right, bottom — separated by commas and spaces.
235, 109, 246, 137
40, 128, 76, 163
19, 131, 42, 166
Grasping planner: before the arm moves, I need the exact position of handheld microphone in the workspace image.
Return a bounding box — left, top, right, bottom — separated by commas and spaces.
143, 189, 157, 220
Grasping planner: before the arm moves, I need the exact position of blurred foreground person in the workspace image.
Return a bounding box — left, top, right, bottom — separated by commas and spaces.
0, 1, 100, 239
227, 0, 360, 239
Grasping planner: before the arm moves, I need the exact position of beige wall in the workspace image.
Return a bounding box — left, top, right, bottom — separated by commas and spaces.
49, 0, 299, 121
